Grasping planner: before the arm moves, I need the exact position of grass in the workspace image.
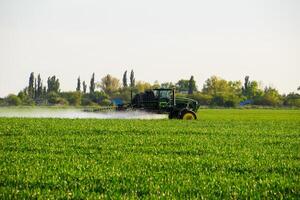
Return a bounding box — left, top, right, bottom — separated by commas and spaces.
0, 109, 299, 199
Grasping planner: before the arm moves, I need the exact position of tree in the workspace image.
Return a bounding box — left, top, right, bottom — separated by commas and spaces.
247, 81, 264, 104
188, 93, 213, 105
88, 91, 109, 105
130, 70, 135, 87
82, 81, 87, 94
161, 82, 175, 89
122, 70, 128, 88
47, 76, 60, 93
47, 91, 60, 104
152, 80, 160, 89
42, 87, 47, 97
5, 94, 21, 106
28, 72, 35, 98
90, 73, 95, 94
241, 76, 264, 103
188, 76, 196, 94
37, 74, 42, 99
242, 75, 250, 96
202, 76, 242, 107
176, 79, 190, 93
284, 93, 300, 107
135, 81, 152, 92
298, 86, 300, 91
34, 78, 37, 99
60, 92, 81, 106
99, 74, 121, 95
76, 77, 81, 92
259, 87, 282, 106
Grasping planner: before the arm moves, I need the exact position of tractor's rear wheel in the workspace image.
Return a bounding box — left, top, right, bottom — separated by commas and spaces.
180, 110, 197, 120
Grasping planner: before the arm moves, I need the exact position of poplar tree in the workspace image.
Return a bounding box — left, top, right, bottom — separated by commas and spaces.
130, 70, 135, 87
89, 73, 95, 93
82, 81, 87, 94
37, 74, 42, 98
28, 72, 35, 98
122, 70, 128, 88
34, 78, 37, 99
76, 77, 81, 92
47, 76, 60, 93
188, 76, 196, 95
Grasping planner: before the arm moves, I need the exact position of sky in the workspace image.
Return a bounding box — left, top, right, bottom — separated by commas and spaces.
0, 0, 299, 97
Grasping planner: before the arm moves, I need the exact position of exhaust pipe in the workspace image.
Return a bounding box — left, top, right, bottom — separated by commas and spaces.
172, 88, 176, 106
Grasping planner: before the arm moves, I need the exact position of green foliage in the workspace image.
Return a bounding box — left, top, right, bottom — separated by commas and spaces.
122, 70, 128, 88
188, 93, 213, 105
47, 76, 60, 93
130, 70, 135, 87
3, 72, 298, 108
37, 74, 42, 97
47, 91, 60, 104
135, 81, 152, 93
257, 87, 283, 106
0, 109, 299, 198
28, 72, 35, 99
89, 91, 109, 105
82, 81, 87, 94
202, 76, 242, 107
81, 94, 93, 106
89, 73, 95, 94
76, 77, 81, 92
151, 81, 160, 89
99, 74, 121, 95
176, 79, 189, 92
5, 94, 21, 106
60, 92, 82, 106
100, 99, 111, 106
284, 93, 300, 107
116, 88, 131, 103
188, 76, 196, 94
160, 82, 175, 89
17, 91, 35, 105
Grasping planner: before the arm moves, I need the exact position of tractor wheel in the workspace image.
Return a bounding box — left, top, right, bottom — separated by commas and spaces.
180, 110, 197, 120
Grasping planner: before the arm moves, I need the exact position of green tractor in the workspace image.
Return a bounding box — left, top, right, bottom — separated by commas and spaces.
130, 88, 199, 120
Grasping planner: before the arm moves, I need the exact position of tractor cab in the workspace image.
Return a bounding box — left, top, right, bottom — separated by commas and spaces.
131, 88, 173, 112
153, 88, 174, 109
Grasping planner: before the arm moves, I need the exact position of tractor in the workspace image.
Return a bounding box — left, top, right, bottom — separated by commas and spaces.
130, 88, 199, 119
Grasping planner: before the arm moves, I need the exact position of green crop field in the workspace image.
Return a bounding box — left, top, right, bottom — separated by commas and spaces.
0, 109, 299, 199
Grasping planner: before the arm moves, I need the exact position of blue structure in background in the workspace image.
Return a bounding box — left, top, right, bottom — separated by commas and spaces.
240, 99, 253, 106
111, 98, 124, 106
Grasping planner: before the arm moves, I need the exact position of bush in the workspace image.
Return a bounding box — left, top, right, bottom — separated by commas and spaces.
100, 99, 111, 106
188, 93, 212, 106
56, 97, 69, 105
47, 92, 60, 105
5, 94, 21, 106
17, 91, 35, 105
81, 97, 93, 106
0, 98, 4, 106
258, 87, 283, 106
60, 92, 81, 106
284, 93, 300, 107
89, 91, 109, 104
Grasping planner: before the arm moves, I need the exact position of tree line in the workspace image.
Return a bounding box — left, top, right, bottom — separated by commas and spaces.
1, 71, 299, 107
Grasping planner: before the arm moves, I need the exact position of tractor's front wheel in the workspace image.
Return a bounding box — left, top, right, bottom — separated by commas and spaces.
180, 110, 197, 120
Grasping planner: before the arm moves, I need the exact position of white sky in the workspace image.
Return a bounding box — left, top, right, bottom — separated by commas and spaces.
0, 0, 299, 97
